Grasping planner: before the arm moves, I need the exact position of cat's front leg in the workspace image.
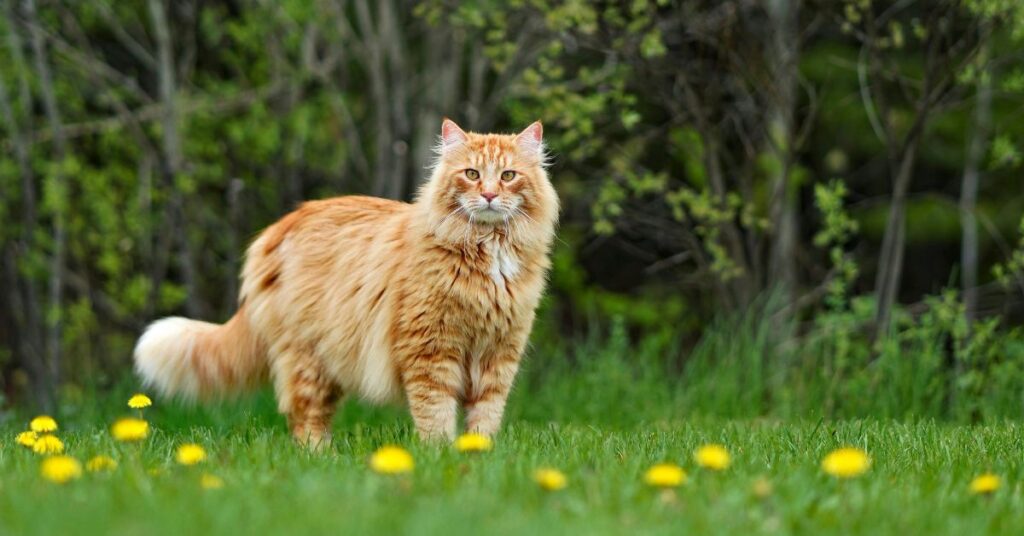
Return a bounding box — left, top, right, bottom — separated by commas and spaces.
465, 354, 520, 437
401, 357, 461, 441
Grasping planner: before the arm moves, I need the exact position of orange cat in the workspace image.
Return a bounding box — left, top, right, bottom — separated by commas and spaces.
134, 120, 558, 445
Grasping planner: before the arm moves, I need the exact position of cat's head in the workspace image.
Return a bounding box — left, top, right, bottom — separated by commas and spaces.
421, 119, 558, 245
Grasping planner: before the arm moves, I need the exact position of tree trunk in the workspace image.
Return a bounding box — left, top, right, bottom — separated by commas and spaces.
380, 0, 410, 199
0, 70, 53, 411
147, 0, 202, 318
412, 27, 464, 184
354, 0, 395, 199
961, 47, 991, 325
873, 137, 922, 336
766, 0, 800, 298
871, 11, 950, 338
25, 0, 68, 389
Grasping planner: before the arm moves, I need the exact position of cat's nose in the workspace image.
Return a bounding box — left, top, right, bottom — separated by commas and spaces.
481, 192, 498, 203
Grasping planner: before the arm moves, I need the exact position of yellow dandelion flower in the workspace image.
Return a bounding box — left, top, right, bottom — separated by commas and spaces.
86, 455, 118, 473
30, 415, 58, 433
16, 430, 38, 448
694, 444, 731, 471
200, 473, 225, 489
111, 417, 149, 442
533, 468, 568, 491
176, 444, 208, 466
40, 455, 82, 484
454, 433, 493, 453
644, 463, 687, 488
821, 447, 870, 478
32, 434, 64, 455
970, 473, 1001, 495
128, 393, 153, 409
369, 445, 414, 475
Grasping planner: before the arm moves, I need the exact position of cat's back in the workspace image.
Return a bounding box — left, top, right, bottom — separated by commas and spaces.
258, 196, 407, 255
241, 195, 411, 304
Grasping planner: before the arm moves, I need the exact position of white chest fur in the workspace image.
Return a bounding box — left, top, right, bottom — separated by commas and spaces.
486, 240, 520, 284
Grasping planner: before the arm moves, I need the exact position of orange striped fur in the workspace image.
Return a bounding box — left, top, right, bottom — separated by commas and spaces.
134, 120, 558, 445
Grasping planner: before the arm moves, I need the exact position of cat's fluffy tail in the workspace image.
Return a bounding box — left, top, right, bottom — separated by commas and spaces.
133, 307, 266, 401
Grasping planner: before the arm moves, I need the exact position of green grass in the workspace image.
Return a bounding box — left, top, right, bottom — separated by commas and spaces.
4, 315, 1024, 535
2, 391, 1024, 535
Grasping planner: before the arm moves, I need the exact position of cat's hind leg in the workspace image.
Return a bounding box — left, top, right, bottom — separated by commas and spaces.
270, 345, 341, 450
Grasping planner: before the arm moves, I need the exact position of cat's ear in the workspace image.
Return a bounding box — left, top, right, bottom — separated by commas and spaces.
515, 121, 544, 154
441, 118, 468, 153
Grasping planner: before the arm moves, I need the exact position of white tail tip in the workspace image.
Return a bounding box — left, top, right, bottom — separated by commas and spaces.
133, 317, 206, 400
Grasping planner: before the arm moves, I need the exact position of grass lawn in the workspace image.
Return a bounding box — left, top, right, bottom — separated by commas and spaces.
1, 393, 1023, 535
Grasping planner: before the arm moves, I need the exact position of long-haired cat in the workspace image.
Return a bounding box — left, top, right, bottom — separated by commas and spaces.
134, 119, 558, 445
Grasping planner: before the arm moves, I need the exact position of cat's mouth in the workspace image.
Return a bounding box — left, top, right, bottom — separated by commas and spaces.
470, 206, 507, 224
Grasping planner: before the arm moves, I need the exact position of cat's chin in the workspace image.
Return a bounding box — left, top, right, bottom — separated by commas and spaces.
468, 208, 508, 225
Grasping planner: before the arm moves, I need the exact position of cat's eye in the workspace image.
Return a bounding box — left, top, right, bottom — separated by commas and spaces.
465, 169, 480, 180
501, 170, 517, 181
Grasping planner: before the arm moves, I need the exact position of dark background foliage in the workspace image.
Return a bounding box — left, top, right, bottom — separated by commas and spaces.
1, 0, 1023, 417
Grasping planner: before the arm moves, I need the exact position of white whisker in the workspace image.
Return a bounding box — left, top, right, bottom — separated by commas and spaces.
434, 205, 466, 236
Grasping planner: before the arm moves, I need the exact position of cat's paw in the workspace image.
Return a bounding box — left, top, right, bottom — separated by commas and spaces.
293, 430, 333, 453
415, 428, 455, 445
